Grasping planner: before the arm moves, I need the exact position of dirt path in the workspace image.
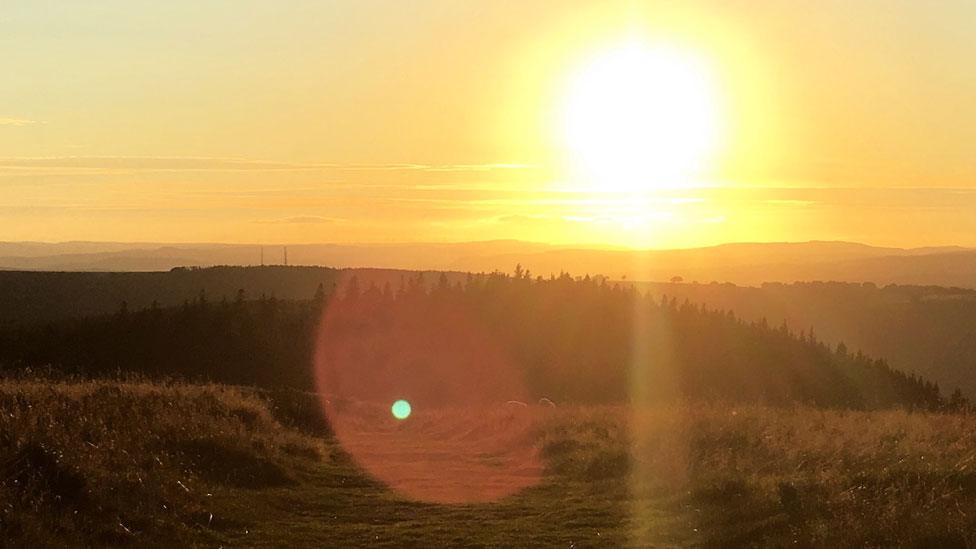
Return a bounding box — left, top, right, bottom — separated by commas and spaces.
195, 408, 674, 546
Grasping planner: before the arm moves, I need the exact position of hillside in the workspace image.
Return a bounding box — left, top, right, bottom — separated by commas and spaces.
5, 379, 976, 546
627, 280, 976, 399
0, 380, 326, 546
0, 266, 474, 327
0, 272, 948, 411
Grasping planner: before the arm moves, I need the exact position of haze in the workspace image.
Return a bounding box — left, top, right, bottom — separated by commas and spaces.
3, 1, 975, 249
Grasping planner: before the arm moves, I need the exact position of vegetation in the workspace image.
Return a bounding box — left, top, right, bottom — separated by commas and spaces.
543, 404, 976, 547
3, 267, 972, 545
4, 265, 976, 405
0, 271, 951, 410
633, 280, 976, 399
0, 266, 469, 327
0, 266, 341, 327
0, 378, 324, 546
4, 379, 976, 547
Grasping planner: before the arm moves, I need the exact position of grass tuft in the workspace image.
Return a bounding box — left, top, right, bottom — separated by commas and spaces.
0, 380, 324, 546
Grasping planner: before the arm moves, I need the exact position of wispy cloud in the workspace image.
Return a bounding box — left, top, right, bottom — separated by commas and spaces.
413, 163, 536, 173
0, 118, 43, 127
496, 214, 550, 224
253, 216, 338, 225
763, 199, 819, 207
317, 162, 536, 172
0, 156, 311, 172
0, 156, 536, 174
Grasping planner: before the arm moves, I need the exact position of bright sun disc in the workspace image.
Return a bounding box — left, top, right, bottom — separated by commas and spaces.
561, 39, 721, 191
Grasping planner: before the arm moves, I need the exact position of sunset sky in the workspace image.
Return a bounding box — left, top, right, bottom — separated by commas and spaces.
3, 1, 975, 249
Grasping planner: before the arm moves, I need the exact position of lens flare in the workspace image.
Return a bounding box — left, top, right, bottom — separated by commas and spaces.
314, 272, 542, 504
391, 399, 411, 420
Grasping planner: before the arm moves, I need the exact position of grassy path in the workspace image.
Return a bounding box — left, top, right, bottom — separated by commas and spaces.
200, 454, 646, 547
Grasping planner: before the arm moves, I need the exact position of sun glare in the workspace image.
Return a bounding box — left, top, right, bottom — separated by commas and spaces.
560, 39, 722, 192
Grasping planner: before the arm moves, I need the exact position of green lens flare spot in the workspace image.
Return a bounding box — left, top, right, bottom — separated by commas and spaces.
391, 399, 412, 420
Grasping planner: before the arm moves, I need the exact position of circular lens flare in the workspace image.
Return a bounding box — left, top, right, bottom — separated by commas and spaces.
391, 399, 412, 420
314, 273, 542, 504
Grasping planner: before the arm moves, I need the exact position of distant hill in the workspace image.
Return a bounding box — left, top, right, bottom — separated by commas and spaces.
628, 280, 976, 399
0, 240, 560, 272
1, 240, 974, 288
455, 242, 976, 287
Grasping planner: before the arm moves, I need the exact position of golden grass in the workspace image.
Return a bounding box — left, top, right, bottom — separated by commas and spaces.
4, 381, 976, 546
542, 404, 976, 546
0, 380, 324, 546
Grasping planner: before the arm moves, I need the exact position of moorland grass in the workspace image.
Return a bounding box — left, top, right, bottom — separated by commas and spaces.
3, 380, 976, 547
0, 380, 325, 546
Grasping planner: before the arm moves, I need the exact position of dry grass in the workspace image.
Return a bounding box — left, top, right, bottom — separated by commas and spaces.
0, 380, 324, 546
541, 405, 976, 546
4, 381, 976, 546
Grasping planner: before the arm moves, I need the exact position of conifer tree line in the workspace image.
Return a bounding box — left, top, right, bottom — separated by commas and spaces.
0, 268, 959, 411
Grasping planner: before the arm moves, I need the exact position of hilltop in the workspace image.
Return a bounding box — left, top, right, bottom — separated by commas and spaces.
2, 240, 975, 288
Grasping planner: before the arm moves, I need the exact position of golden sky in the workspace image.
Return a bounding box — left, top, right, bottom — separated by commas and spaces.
2, 1, 975, 248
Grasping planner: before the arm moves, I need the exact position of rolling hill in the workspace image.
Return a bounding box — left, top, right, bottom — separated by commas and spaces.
0, 271, 948, 411
2, 240, 975, 288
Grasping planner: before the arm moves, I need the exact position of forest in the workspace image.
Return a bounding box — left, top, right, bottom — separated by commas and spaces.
633, 280, 976, 399
5, 267, 976, 547
0, 269, 955, 411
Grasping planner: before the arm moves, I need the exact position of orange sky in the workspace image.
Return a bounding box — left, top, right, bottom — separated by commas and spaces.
2, 1, 974, 249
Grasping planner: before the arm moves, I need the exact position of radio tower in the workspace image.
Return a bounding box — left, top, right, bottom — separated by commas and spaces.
283, 246, 288, 266
260, 246, 264, 266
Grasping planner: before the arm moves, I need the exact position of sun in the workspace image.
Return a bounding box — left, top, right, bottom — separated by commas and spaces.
559, 39, 722, 192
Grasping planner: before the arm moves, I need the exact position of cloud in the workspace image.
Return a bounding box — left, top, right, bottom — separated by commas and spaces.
253, 216, 338, 225
310, 162, 536, 173
0, 156, 313, 171
416, 163, 536, 173
496, 214, 551, 225
0, 118, 43, 127
762, 199, 819, 207
0, 156, 536, 174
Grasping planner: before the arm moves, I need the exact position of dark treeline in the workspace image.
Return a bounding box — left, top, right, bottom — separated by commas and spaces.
0, 270, 957, 410
0, 266, 341, 328
0, 289, 320, 390
631, 280, 976, 399
0, 266, 479, 328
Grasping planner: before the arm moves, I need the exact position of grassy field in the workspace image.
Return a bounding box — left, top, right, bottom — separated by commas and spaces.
3, 380, 976, 547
